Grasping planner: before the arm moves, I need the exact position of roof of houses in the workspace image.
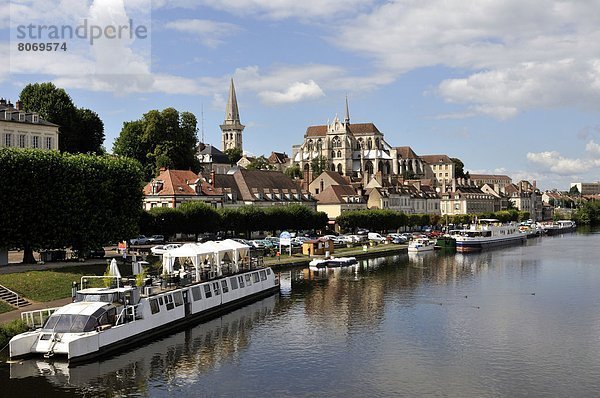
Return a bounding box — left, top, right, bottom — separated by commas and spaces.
144, 169, 222, 197
315, 184, 362, 204
320, 170, 351, 186
394, 146, 420, 159
197, 144, 230, 164
0, 101, 58, 127
305, 122, 381, 137
268, 151, 289, 164
469, 174, 512, 181
419, 154, 453, 164
214, 169, 314, 203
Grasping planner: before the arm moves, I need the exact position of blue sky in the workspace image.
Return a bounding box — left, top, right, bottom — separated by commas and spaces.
2, 0, 600, 190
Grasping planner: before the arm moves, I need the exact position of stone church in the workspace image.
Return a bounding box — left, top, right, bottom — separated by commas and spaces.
292, 99, 426, 182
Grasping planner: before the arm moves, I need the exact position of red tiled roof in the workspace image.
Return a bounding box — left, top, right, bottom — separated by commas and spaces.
143, 169, 199, 196
315, 185, 360, 204
395, 146, 419, 159
420, 154, 453, 164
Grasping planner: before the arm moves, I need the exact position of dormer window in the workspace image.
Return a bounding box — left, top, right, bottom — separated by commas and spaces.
19, 112, 25, 122
32, 114, 39, 123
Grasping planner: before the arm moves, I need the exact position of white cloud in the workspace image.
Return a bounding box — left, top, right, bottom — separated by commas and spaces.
333, 1, 600, 118
154, 0, 374, 20
258, 80, 324, 105
526, 150, 600, 176
164, 19, 240, 48
585, 140, 600, 156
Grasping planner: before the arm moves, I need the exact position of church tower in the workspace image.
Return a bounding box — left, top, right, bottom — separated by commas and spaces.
221, 78, 245, 152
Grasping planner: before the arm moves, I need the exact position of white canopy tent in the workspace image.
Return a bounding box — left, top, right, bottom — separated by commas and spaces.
161, 240, 251, 282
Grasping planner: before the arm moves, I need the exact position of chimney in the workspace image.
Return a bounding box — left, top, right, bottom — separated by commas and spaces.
15, 100, 22, 111
0, 98, 6, 105
210, 169, 216, 188
452, 178, 456, 193
533, 180, 537, 190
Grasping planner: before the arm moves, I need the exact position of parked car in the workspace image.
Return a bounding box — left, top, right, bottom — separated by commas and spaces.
150, 244, 181, 255
357, 228, 369, 235
392, 236, 407, 244
130, 235, 149, 245
147, 235, 165, 244
73, 248, 105, 259
368, 232, 386, 242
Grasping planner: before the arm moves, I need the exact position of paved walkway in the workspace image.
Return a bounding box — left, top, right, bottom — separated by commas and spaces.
0, 297, 73, 324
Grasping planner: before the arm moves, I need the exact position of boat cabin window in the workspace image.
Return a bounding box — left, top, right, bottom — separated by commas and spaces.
221, 280, 229, 293
43, 308, 116, 333
159, 297, 164, 306
75, 292, 117, 303
245, 274, 252, 286
150, 298, 160, 314
238, 275, 245, 288
259, 270, 267, 281
253, 272, 260, 283
165, 294, 174, 310
192, 286, 202, 301
173, 291, 184, 307
212, 281, 221, 296
204, 284, 212, 298
230, 277, 238, 290
266, 269, 271, 275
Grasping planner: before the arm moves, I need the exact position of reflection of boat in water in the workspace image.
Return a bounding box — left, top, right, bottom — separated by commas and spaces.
454, 219, 526, 253
309, 256, 357, 269
10, 245, 280, 364
10, 294, 279, 388
407, 238, 435, 252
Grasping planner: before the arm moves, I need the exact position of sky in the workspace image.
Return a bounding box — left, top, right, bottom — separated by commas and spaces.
1, 0, 600, 190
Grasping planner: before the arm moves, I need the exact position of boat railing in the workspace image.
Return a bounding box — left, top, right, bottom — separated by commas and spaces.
81, 275, 121, 288
21, 307, 60, 328
115, 304, 139, 325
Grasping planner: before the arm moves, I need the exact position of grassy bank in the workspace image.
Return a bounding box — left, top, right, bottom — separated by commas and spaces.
0, 319, 29, 348
0, 264, 106, 302
0, 301, 14, 315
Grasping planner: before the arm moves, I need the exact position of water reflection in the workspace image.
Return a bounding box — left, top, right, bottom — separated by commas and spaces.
9, 294, 279, 393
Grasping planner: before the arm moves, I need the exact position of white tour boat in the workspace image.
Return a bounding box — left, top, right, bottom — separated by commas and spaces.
10, 240, 279, 364
454, 219, 526, 253
308, 256, 358, 268
542, 220, 576, 235
407, 237, 435, 252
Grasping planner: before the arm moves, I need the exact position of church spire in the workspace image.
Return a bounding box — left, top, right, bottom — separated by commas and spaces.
225, 78, 240, 123
344, 94, 350, 124
221, 78, 245, 152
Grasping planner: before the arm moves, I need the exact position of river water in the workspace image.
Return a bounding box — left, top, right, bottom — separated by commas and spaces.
1, 229, 599, 397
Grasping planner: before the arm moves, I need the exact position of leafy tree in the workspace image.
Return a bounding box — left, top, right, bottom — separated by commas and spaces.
451, 157, 469, 179
569, 185, 580, 195
310, 155, 328, 176
144, 207, 184, 238
0, 149, 142, 263
402, 170, 418, 180
246, 155, 274, 170
113, 108, 200, 180
179, 202, 221, 239
224, 147, 243, 165
19, 82, 105, 153
284, 165, 302, 179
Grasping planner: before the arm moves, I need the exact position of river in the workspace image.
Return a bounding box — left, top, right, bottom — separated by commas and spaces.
1, 229, 599, 397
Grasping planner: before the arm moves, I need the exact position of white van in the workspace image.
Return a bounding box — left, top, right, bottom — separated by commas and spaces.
368, 232, 386, 242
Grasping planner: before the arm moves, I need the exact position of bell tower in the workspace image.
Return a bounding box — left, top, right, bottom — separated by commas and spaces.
221, 78, 245, 152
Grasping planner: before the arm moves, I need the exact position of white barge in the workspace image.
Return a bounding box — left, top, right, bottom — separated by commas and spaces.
10, 240, 279, 364
453, 219, 526, 253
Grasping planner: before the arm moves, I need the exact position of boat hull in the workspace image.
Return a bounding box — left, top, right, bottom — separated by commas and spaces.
455, 234, 526, 253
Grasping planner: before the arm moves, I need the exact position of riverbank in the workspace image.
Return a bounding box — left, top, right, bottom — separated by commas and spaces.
0, 243, 408, 324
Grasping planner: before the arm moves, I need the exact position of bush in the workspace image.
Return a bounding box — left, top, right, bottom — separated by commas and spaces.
0, 319, 29, 348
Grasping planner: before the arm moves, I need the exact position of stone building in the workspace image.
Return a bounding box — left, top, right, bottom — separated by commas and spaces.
0, 99, 59, 151
221, 78, 244, 152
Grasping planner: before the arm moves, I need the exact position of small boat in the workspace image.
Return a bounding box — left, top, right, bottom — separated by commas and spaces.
542, 220, 576, 235
407, 237, 435, 252
10, 242, 279, 364
434, 235, 456, 250
309, 256, 358, 268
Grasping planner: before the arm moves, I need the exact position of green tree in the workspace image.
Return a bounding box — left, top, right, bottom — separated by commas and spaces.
451, 157, 469, 179
310, 155, 328, 176
179, 202, 221, 239
0, 148, 142, 263
113, 108, 200, 180
284, 165, 302, 179
224, 147, 243, 165
569, 185, 580, 195
19, 82, 105, 154
246, 156, 274, 170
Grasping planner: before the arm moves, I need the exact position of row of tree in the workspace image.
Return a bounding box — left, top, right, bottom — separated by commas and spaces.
336, 209, 531, 233
141, 203, 329, 239
572, 201, 600, 225
0, 148, 143, 263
